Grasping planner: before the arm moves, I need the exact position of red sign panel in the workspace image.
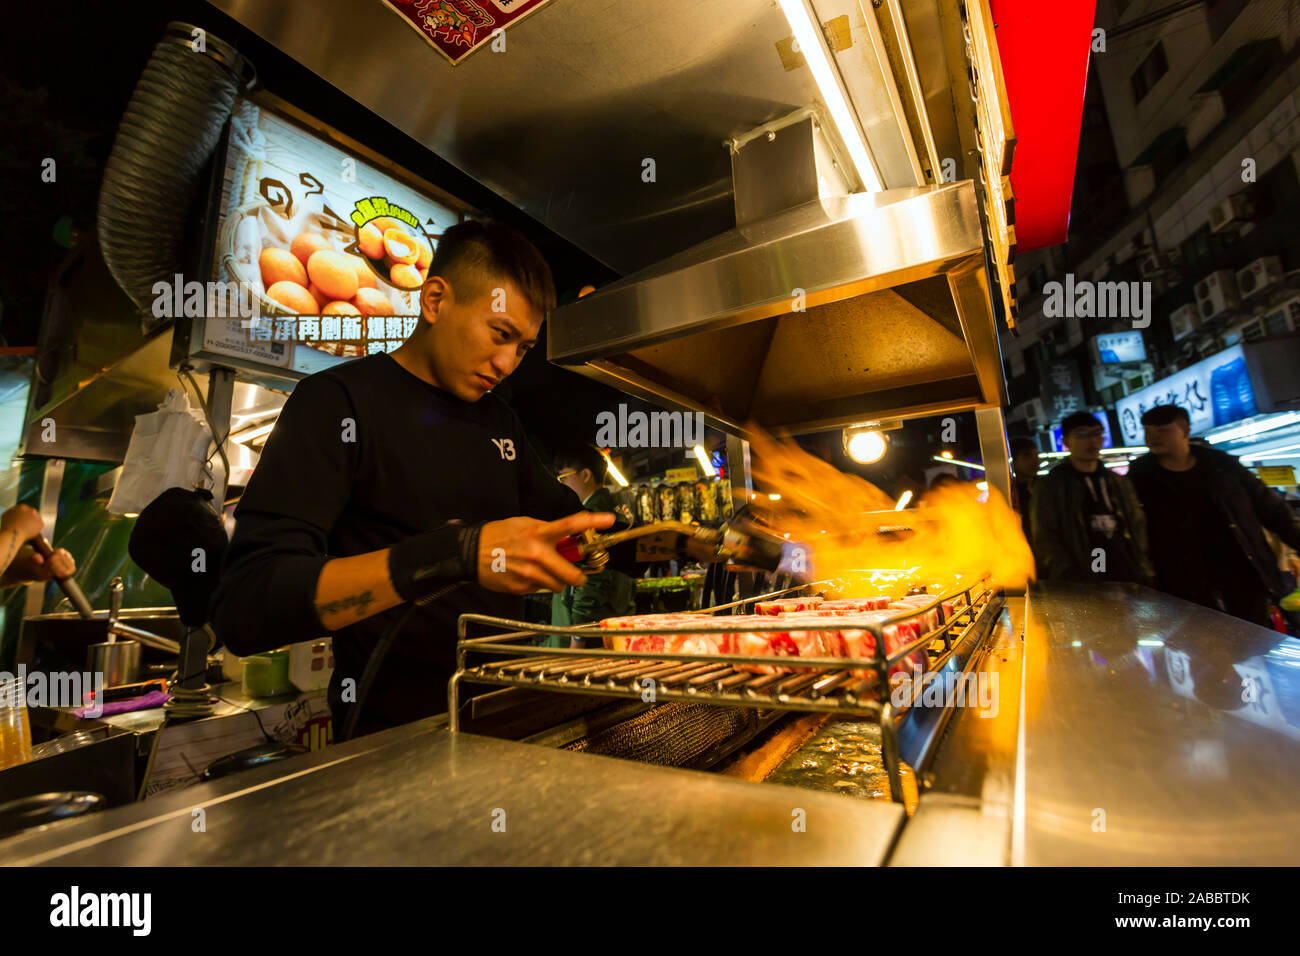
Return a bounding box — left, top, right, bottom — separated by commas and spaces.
381, 0, 555, 65
990, 0, 1097, 251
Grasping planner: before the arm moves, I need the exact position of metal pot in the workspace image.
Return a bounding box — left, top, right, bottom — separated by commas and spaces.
86, 640, 142, 687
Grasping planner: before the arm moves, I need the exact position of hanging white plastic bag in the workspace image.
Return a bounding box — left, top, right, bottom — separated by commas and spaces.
107, 389, 213, 516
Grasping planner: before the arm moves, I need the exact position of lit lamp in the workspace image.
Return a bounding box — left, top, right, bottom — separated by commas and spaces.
844, 426, 888, 464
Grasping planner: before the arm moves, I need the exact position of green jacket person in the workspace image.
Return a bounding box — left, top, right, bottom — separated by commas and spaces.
547, 446, 636, 645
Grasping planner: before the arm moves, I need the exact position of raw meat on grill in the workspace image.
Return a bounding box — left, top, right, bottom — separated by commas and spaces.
729, 615, 839, 673
754, 597, 824, 615
599, 613, 747, 655
595, 602, 936, 679
887, 594, 956, 634
832, 611, 930, 678
813, 597, 892, 614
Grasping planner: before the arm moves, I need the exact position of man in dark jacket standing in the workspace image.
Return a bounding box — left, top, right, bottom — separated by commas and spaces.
1031, 411, 1154, 583
1129, 404, 1300, 628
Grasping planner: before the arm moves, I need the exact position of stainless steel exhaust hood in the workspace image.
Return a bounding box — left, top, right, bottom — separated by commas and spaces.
548, 113, 1006, 435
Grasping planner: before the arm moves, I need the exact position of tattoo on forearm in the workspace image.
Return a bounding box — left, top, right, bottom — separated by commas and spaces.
0, 532, 20, 577
316, 590, 375, 620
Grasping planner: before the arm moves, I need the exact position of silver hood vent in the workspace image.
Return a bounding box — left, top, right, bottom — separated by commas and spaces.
548, 113, 1006, 435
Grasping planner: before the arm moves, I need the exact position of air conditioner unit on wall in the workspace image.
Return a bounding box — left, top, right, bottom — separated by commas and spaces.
1170, 302, 1200, 340
1261, 294, 1300, 336
1235, 256, 1283, 299
1209, 192, 1254, 233
1022, 397, 1047, 431
1194, 336, 1223, 358
1195, 270, 1241, 321
1138, 252, 1168, 278
1222, 316, 1265, 346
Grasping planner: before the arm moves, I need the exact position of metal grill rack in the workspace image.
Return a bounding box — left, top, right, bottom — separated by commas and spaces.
449, 578, 1001, 801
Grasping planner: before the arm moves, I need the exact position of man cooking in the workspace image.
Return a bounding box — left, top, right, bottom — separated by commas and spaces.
211, 220, 613, 737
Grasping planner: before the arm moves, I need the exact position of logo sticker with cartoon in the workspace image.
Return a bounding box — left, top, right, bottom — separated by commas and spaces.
381, 0, 555, 65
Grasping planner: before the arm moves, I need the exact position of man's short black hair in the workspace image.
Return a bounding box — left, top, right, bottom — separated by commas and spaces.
429, 219, 557, 316
1140, 404, 1190, 427
1009, 437, 1039, 458
554, 445, 606, 484
1060, 411, 1102, 436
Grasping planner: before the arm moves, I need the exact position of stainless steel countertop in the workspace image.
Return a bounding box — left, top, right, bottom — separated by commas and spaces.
0, 718, 904, 865
1017, 582, 1300, 865
896, 584, 1300, 865
10, 582, 1294, 865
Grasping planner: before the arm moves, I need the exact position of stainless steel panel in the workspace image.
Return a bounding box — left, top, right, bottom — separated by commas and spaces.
22, 459, 65, 622
1019, 583, 1300, 866
855, 0, 927, 185
205, 367, 235, 505
550, 181, 1001, 432
212, 0, 839, 275
900, 0, 975, 183
0, 722, 905, 865
975, 406, 1012, 501
21, 331, 287, 469
730, 112, 847, 227
883, 0, 942, 182
889, 597, 1023, 865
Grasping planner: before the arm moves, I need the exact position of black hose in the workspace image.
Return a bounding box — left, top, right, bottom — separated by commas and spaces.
339, 583, 464, 743
98, 22, 248, 331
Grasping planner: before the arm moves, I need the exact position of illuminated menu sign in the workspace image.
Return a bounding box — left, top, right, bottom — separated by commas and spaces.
1115, 345, 1258, 445
203, 96, 462, 376
1093, 331, 1148, 364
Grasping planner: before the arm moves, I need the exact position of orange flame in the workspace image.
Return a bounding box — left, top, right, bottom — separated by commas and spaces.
746, 429, 1035, 595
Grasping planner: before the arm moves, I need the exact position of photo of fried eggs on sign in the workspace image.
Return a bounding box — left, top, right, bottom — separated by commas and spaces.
214, 97, 458, 362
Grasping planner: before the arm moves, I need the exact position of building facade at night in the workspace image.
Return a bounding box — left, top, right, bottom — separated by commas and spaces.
1001, 0, 1300, 480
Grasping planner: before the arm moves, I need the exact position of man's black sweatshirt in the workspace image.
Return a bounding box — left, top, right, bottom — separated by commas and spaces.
210, 352, 580, 735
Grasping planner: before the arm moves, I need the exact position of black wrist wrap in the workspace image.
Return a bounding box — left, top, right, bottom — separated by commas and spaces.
388, 522, 483, 601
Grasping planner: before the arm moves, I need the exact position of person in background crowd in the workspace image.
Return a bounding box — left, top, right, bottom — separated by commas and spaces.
1009, 437, 1040, 554
0, 504, 75, 587
1031, 411, 1153, 584
1129, 404, 1300, 629
546, 446, 636, 645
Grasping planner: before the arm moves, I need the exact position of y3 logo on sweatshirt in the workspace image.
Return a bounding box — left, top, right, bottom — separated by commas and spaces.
490, 438, 516, 461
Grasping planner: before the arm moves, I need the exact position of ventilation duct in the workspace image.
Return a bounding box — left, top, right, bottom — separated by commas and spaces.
97, 22, 248, 332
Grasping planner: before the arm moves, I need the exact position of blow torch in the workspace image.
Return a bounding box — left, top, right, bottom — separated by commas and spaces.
555, 518, 786, 573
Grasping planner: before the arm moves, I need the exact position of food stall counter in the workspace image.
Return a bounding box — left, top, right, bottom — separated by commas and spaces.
0, 717, 905, 866
893, 583, 1300, 866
